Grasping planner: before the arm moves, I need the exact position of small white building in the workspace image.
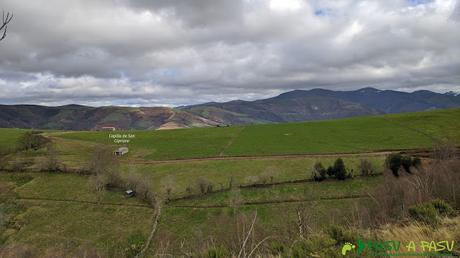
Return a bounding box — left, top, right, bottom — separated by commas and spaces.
101, 126, 116, 131
114, 147, 129, 156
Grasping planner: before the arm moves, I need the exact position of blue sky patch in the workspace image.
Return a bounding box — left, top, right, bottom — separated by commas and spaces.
408, 0, 434, 6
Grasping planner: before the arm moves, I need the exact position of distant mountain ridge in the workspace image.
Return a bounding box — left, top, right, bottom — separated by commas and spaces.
0, 105, 218, 130
1, 88, 460, 130
181, 87, 460, 124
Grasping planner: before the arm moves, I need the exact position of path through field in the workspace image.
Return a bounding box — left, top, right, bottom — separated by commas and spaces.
169, 194, 369, 209
126, 148, 435, 164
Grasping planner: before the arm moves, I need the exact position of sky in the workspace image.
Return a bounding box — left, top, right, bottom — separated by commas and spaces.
0, 0, 459, 107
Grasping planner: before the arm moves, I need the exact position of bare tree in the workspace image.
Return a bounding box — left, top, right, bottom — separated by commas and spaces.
87, 145, 119, 176
161, 175, 175, 201
1, 11, 13, 41
42, 144, 60, 172
433, 138, 457, 161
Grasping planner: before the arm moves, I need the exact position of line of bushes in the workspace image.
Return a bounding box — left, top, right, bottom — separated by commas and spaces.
311, 158, 352, 181
385, 153, 421, 177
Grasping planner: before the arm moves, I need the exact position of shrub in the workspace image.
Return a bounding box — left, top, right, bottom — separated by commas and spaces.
270, 242, 286, 256
412, 157, 422, 167
10, 158, 30, 172
401, 156, 413, 173
289, 235, 336, 258
197, 178, 213, 195
359, 159, 374, 176
327, 166, 335, 177
408, 199, 454, 226
431, 199, 454, 216
87, 145, 120, 176
89, 175, 106, 193
261, 166, 278, 185
386, 154, 421, 176
386, 153, 402, 177
104, 170, 124, 189
42, 144, 60, 172
333, 158, 347, 180
433, 140, 457, 160
244, 175, 260, 185
124, 233, 146, 258
290, 240, 311, 258
326, 225, 357, 246
125, 173, 155, 206
205, 246, 230, 258
9, 174, 33, 186
134, 180, 155, 205
206, 183, 214, 193
408, 203, 438, 226
185, 185, 193, 195
312, 162, 327, 181
228, 177, 234, 189
17, 131, 49, 151
161, 176, 175, 200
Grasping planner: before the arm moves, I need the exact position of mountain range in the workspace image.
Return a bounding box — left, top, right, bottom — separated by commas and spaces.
1, 87, 460, 130
181, 87, 460, 124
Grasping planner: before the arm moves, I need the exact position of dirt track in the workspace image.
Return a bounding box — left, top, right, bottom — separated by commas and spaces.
18, 197, 153, 209
126, 148, 437, 164
169, 194, 369, 209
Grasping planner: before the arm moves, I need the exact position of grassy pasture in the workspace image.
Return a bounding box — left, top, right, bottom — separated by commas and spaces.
56, 108, 460, 160
54, 126, 243, 160
14, 173, 148, 206
0, 128, 27, 153
224, 108, 460, 156
124, 155, 385, 198
6, 201, 152, 256
0, 173, 153, 256
170, 176, 381, 207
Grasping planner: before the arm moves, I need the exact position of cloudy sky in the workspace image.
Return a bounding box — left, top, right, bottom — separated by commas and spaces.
0, 0, 459, 106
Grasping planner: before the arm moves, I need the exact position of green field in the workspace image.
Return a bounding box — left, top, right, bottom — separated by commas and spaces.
56, 108, 460, 160
54, 126, 243, 160
123, 156, 385, 198
171, 176, 381, 207
0, 173, 153, 257
0, 128, 28, 153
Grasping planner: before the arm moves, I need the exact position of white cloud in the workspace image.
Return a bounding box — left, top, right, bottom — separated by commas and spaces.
269, 0, 304, 12
334, 21, 364, 45
0, 0, 459, 106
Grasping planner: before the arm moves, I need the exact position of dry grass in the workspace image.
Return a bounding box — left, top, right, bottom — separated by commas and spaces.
378, 216, 460, 255
364, 159, 460, 227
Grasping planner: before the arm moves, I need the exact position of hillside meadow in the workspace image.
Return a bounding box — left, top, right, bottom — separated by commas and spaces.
54, 108, 460, 160
0, 173, 153, 257
0, 128, 28, 153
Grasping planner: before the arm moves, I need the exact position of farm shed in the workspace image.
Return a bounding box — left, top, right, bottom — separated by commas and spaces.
114, 147, 129, 156
101, 126, 116, 131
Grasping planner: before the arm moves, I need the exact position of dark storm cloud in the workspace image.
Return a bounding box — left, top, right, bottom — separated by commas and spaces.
0, 0, 459, 106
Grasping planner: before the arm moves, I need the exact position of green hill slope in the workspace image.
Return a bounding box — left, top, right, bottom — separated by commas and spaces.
56, 108, 460, 160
